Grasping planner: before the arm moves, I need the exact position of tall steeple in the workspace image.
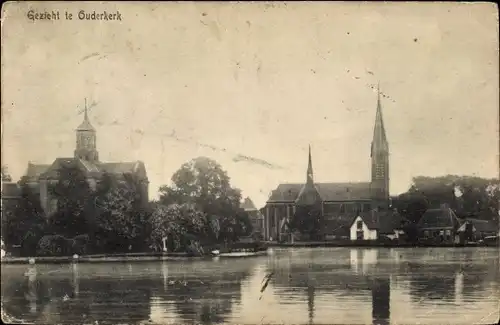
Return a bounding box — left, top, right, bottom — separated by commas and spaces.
74, 99, 99, 162
370, 84, 390, 208
295, 145, 322, 206
306, 144, 314, 184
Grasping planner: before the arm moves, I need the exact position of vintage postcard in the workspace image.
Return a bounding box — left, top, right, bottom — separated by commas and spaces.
1, 1, 499, 324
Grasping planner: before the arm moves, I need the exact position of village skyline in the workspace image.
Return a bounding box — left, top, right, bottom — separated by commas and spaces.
2, 2, 498, 208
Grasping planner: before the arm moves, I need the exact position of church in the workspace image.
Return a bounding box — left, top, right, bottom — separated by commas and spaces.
20, 103, 149, 216
263, 88, 392, 241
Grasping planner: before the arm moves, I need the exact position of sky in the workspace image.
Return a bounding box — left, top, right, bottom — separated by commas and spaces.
1, 2, 499, 208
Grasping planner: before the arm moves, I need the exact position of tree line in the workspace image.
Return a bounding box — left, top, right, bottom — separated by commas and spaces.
1, 157, 253, 257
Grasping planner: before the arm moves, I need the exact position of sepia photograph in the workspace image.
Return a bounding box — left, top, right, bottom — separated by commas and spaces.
1, 2, 499, 324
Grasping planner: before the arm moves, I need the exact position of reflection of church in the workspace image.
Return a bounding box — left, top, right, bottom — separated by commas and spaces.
19, 103, 149, 215
263, 88, 390, 241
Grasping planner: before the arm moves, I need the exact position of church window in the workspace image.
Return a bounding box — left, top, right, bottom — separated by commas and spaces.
376, 165, 384, 178
357, 220, 363, 229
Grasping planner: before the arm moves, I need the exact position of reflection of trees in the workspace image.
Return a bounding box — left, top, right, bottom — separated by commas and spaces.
1, 265, 153, 324
163, 270, 251, 324
408, 262, 491, 303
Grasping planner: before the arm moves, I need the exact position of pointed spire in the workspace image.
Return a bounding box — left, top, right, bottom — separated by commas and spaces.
371, 83, 388, 156
84, 98, 89, 122
306, 144, 314, 184
295, 145, 322, 205
76, 98, 95, 131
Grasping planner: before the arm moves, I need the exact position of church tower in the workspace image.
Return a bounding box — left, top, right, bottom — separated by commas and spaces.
74, 100, 99, 162
370, 85, 389, 209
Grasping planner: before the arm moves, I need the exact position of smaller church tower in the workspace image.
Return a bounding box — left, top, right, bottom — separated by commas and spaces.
295, 145, 322, 206
74, 100, 99, 162
370, 85, 390, 210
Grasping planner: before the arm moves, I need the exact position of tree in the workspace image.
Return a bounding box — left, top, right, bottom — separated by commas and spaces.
396, 175, 500, 223
1, 181, 47, 255
150, 203, 208, 252
93, 172, 150, 253
289, 204, 324, 241
1, 165, 12, 182
158, 157, 251, 242
49, 161, 93, 238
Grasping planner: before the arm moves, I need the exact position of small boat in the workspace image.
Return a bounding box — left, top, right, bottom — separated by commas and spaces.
217, 250, 268, 258
483, 235, 499, 247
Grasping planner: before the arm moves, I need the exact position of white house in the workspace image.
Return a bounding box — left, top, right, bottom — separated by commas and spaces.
349, 215, 378, 241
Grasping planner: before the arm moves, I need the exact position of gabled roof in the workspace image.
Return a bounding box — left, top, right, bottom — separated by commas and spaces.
27, 159, 148, 181
241, 197, 257, 211
417, 208, 461, 229
268, 182, 371, 203
355, 212, 379, 230
25, 163, 51, 179
99, 161, 148, 180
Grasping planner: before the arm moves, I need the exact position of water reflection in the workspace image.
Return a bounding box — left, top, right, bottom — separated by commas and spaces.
1, 248, 499, 324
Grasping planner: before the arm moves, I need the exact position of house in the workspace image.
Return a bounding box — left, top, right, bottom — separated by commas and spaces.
417, 208, 461, 244
456, 218, 498, 241
350, 213, 378, 241
263, 88, 391, 241
348, 210, 405, 241
240, 197, 264, 236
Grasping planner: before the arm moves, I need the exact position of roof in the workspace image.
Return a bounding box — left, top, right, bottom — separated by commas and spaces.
25, 163, 51, 179
27, 159, 148, 181
348, 210, 404, 233
459, 218, 497, 233
324, 215, 355, 236
268, 182, 371, 203
76, 109, 96, 131
417, 208, 461, 229
1, 182, 21, 197
357, 212, 379, 230
241, 197, 257, 211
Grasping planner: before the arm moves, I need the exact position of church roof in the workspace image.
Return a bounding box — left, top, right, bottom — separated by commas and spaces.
241, 197, 257, 211
27, 159, 148, 181
268, 182, 371, 203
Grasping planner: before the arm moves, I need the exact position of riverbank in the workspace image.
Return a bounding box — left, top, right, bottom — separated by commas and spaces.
264, 241, 498, 248
0, 252, 207, 264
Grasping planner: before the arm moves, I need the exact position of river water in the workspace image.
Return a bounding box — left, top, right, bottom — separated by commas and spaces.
1, 247, 499, 324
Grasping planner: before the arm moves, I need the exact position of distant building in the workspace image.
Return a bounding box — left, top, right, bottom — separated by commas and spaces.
263, 87, 391, 241
1, 181, 21, 217
417, 208, 461, 244
240, 197, 264, 236
456, 218, 497, 241
19, 104, 149, 216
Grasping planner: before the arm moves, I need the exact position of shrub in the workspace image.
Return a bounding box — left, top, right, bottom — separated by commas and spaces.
71, 234, 90, 255
37, 235, 71, 256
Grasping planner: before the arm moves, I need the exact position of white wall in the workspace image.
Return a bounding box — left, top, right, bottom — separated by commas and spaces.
349, 216, 378, 240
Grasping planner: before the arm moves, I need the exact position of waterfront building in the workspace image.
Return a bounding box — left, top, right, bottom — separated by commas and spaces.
19, 103, 149, 216
263, 87, 391, 241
